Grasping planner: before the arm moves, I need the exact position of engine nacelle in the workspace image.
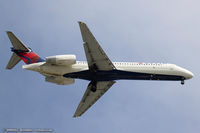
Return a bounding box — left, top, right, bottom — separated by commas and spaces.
45, 76, 75, 85
46, 55, 76, 66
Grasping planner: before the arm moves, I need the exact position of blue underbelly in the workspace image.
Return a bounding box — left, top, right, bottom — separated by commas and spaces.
63, 70, 184, 81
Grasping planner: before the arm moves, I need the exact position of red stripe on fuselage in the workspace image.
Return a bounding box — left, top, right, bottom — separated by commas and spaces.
17, 52, 40, 64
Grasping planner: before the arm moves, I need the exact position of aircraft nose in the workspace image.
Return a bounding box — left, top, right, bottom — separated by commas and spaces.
183, 69, 194, 79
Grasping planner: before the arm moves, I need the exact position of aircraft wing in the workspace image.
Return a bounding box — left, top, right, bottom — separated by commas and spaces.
73, 81, 115, 117
78, 21, 116, 71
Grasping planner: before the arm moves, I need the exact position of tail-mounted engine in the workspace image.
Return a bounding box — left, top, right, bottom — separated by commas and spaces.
45, 76, 75, 85
46, 55, 76, 66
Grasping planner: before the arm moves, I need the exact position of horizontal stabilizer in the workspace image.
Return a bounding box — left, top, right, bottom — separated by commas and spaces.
6, 31, 44, 69
6, 53, 21, 69
6, 31, 29, 51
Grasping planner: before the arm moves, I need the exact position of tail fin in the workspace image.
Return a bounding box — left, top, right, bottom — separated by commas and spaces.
6, 31, 44, 69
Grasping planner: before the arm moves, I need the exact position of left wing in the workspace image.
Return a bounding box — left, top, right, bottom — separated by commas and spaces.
78, 21, 116, 71
73, 81, 115, 117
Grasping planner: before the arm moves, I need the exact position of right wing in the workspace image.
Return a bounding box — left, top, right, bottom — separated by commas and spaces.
73, 81, 115, 117
78, 22, 116, 71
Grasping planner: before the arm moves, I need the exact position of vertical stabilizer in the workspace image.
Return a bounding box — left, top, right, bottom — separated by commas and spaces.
6, 31, 44, 69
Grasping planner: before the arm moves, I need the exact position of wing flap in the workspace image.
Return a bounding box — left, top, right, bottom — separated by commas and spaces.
73, 81, 115, 117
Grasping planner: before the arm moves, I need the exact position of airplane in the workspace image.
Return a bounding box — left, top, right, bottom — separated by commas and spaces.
6, 21, 194, 117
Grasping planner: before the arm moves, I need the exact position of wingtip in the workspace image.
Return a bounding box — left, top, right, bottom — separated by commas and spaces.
6, 31, 12, 34
73, 113, 81, 118
6, 66, 11, 70
73, 115, 78, 118
78, 21, 85, 25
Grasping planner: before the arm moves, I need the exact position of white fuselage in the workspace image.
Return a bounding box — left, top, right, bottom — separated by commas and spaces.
23, 61, 193, 80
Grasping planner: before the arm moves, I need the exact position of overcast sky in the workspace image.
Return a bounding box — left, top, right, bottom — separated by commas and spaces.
0, 0, 200, 133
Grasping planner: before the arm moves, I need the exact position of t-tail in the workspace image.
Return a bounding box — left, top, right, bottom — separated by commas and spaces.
6, 31, 44, 69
